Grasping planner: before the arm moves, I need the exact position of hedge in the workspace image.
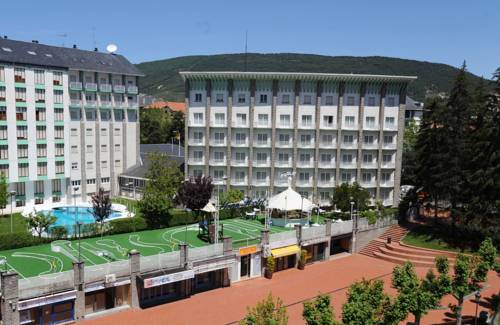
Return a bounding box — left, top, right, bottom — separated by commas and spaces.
0, 232, 47, 250
109, 217, 148, 235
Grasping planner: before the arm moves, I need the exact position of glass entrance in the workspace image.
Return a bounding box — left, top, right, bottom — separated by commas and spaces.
240, 255, 251, 278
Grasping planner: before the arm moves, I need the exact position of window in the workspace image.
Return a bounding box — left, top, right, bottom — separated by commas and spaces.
365, 116, 375, 126
300, 134, 312, 145
236, 113, 247, 125
362, 172, 372, 183
235, 132, 246, 144
14, 68, 25, 83
18, 163, 29, 177
343, 135, 354, 144
213, 170, 224, 181
54, 108, 64, 121
86, 128, 93, 136
114, 127, 121, 136
71, 162, 78, 170
299, 153, 311, 164
100, 110, 111, 121
387, 97, 396, 106
256, 171, 267, 181
299, 172, 310, 182
194, 93, 202, 102
0, 165, 8, 178
85, 109, 96, 121
193, 131, 203, 143
15, 88, 26, 102
87, 161, 94, 169
215, 93, 224, 103
0, 87, 5, 101
385, 117, 395, 126
101, 144, 107, 152
37, 144, 47, 157
35, 89, 45, 102
303, 95, 312, 105
54, 126, 64, 139
341, 172, 352, 183
17, 144, 28, 158
70, 109, 81, 121
320, 191, 331, 201
235, 152, 245, 162
193, 170, 203, 178
37, 162, 47, 176
193, 151, 203, 161
71, 145, 78, 154
345, 116, 355, 126
101, 161, 108, 169
323, 115, 334, 126
342, 154, 353, 163
214, 113, 225, 125
259, 94, 268, 104
214, 132, 225, 144
87, 178, 96, 185
301, 115, 312, 127
363, 153, 373, 163
257, 114, 268, 126
381, 172, 391, 182
275, 134, 288, 146
0, 66, 4, 82
237, 93, 246, 104
53, 90, 63, 104
86, 145, 93, 153
322, 134, 333, 144
364, 135, 374, 144
71, 180, 81, 187
114, 110, 124, 122
193, 113, 204, 124
235, 171, 245, 182
278, 153, 289, 163
383, 154, 392, 163
101, 177, 110, 183
321, 153, 332, 163
320, 172, 331, 182
256, 133, 268, 144
53, 71, 63, 85
325, 95, 334, 105
346, 96, 355, 106
0, 145, 7, 159
214, 151, 224, 162
16, 107, 27, 121
282, 94, 290, 104
52, 179, 62, 192
17, 126, 28, 139
71, 128, 78, 136
114, 160, 121, 168
256, 152, 267, 163
0, 107, 5, 121
280, 114, 290, 126
367, 96, 375, 106
384, 135, 393, 144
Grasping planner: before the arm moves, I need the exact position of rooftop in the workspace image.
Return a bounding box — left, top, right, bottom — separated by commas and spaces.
179, 71, 417, 83
0, 38, 143, 76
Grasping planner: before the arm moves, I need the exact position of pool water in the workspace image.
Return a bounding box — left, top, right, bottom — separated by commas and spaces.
45, 206, 122, 230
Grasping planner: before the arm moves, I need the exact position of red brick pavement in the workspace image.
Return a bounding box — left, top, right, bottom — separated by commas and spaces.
82, 254, 499, 325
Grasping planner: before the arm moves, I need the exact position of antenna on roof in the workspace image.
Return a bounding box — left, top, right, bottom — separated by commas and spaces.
106, 44, 118, 54
244, 30, 248, 72
56, 33, 68, 47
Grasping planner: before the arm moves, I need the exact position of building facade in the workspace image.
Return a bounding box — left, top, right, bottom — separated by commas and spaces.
0, 38, 142, 212
181, 72, 416, 207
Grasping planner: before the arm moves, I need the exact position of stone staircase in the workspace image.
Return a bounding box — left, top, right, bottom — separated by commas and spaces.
358, 224, 408, 257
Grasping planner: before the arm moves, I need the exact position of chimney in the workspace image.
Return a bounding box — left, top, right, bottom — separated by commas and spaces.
94, 48, 98, 52
73, 44, 77, 49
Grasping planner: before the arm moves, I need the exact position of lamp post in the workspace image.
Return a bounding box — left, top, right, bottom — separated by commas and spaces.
474, 291, 481, 325
73, 186, 79, 240
350, 196, 356, 252
9, 191, 16, 233
76, 221, 83, 263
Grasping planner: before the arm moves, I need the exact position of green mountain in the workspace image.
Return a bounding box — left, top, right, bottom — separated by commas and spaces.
136, 53, 485, 102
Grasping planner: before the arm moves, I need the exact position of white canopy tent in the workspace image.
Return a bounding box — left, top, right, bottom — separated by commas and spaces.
267, 187, 315, 212
201, 202, 217, 213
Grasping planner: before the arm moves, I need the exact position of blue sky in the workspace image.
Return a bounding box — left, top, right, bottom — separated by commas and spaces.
1, 0, 498, 77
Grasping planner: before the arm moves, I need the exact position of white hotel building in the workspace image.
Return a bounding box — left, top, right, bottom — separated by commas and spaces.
0, 38, 142, 212
181, 72, 416, 207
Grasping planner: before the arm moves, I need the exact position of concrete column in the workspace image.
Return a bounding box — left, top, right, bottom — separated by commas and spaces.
179, 243, 188, 266
376, 84, 387, 200
108, 74, 116, 196
393, 86, 407, 207
248, 80, 256, 196
270, 80, 278, 195
128, 250, 140, 308
313, 81, 323, 200
335, 83, 345, 185
223, 236, 233, 255
79, 71, 87, 198
184, 79, 190, 176
204, 79, 212, 177
292, 80, 301, 189
72, 261, 85, 320
260, 229, 270, 245
226, 80, 233, 191
1, 272, 20, 325
356, 83, 366, 183
324, 219, 332, 259
294, 224, 302, 243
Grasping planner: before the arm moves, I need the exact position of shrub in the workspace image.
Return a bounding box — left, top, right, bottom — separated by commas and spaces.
168, 209, 199, 227
0, 232, 45, 250
109, 217, 148, 235
267, 256, 276, 272
50, 226, 68, 239
360, 210, 378, 225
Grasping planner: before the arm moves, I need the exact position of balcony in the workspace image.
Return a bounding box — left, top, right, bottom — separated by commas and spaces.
274, 179, 289, 187
342, 124, 358, 130
84, 100, 97, 108
318, 161, 335, 169
188, 139, 204, 146
364, 124, 379, 131
188, 158, 205, 165
252, 179, 270, 186
362, 142, 378, 150
383, 124, 398, 131
277, 122, 292, 129
99, 101, 112, 108
383, 143, 397, 150
85, 83, 97, 92
360, 180, 377, 187
296, 179, 313, 187
276, 141, 292, 148
210, 140, 226, 147
69, 100, 82, 107
297, 160, 313, 168
231, 159, 248, 167
380, 180, 394, 187
189, 120, 205, 127
114, 101, 126, 109
317, 180, 335, 188
321, 122, 336, 130
339, 161, 356, 169
275, 160, 292, 168
232, 121, 248, 128
254, 160, 270, 167
231, 140, 247, 147
253, 140, 270, 148
320, 142, 336, 149
231, 179, 247, 186
254, 121, 271, 128
127, 85, 138, 94
210, 121, 227, 127
209, 159, 226, 166
69, 82, 82, 91
361, 161, 378, 169
381, 161, 396, 169
128, 101, 139, 109
340, 142, 357, 149
298, 122, 314, 130
300, 141, 315, 148
100, 84, 112, 92
114, 85, 126, 93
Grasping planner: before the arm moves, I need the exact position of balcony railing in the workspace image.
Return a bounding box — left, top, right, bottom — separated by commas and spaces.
189, 139, 204, 146
69, 82, 82, 91
84, 83, 98, 91
211, 121, 227, 127
190, 120, 205, 126
99, 101, 111, 108
231, 160, 248, 167
188, 158, 204, 165
317, 180, 335, 187
254, 141, 270, 147
340, 161, 356, 168
383, 143, 397, 150
276, 141, 291, 148
232, 140, 247, 146
210, 140, 226, 146
318, 162, 335, 168
383, 124, 398, 131
114, 85, 126, 93
275, 160, 292, 167
127, 85, 138, 94
274, 180, 289, 187
252, 179, 269, 186
99, 84, 112, 92
381, 162, 395, 169
341, 142, 357, 149
299, 123, 314, 129
70, 99, 82, 106
231, 179, 247, 186
296, 180, 313, 187
322, 122, 336, 129
361, 162, 378, 169
255, 121, 270, 128
364, 124, 379, 130
361, 180, 377, 187
209, 159, 226, 165
85, 100, 97, 107
232, 121, 248, 127
254, 160, 270, 167
362, 142, 378, 149
342, 124, 358, 130
297, 160, 313, 167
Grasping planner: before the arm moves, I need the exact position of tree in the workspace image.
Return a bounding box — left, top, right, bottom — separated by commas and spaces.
140, 108, 170, 144
177, 175, 214, 212
138, 192, 172, 229
342, 279, 391, 325
91, 187, 112, 237
331, 182, 370, 212
220, 188, 244, 205
239, 293, 288, 325
0, 174, 7, 215
401, 119, 419, 185
303, 294, 337, 325
27, 211, 56, 238
170, 111, 185, 145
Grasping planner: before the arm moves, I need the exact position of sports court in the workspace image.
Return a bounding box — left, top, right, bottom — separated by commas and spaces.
0, 218, 289, 278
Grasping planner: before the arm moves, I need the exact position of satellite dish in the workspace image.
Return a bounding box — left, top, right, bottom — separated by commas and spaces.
106, 44, 118, 53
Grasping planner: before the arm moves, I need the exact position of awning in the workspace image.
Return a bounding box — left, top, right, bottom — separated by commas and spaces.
271, 245, 300, 258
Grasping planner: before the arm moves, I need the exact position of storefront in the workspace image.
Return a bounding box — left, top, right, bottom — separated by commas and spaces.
139, 268, 194, 308
302, 240, 327, 263
238, 245, 261, 280
18, 291, 76, 325
191, 255, 234, 294
270, 245, 300, 272
330, 234, 351, 255
84, 280, 130, 315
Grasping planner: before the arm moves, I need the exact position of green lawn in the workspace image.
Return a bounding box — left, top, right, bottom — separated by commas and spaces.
402, 231, 475, 254
0, 218, 290, 278
0, 213, 27, 234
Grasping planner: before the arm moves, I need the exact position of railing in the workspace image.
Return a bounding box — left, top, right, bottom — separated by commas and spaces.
188, 244, 223, 262
85, 259, 130, 283
357, 216, 396, 232
114, 85, 126, 93
140, 251, 181, 274
85, 83, 97, 91
364, 124, 380, 130
69, 82, 82, 91
18, 270, 74, 299
127, 85, 138, 94
383, 124, 398, 131
331, 219, 353, 237
70, 100, 82, 106
302, 225, 327, 241
99, 84, 112, 92
361, 162, 378, 169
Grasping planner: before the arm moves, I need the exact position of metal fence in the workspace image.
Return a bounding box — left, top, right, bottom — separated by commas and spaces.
140, 251, 182, 274
357, 216, 397, 231
188, 243, 223, 262
18, 270, 74, 300
301, 225, 327, 241
84, 260, 130, 283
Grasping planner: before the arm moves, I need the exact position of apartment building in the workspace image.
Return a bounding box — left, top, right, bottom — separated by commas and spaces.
0, 38, 142, 211
181, 72, 416, 207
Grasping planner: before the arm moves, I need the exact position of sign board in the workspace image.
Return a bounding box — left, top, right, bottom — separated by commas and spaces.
143, 269, 195, 289
18, 290, 77, 311
239, 245, 257, 256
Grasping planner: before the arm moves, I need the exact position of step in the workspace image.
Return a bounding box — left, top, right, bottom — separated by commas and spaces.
398, 242, 459, 258
386, 243, 457, 259
373, 251, 436, 268
379, 246, 453, 264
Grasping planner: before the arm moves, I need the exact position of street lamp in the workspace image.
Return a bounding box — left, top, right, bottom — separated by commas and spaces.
73, 186, 79, 240
474, 291, 481, 325
9, 191, 16, 233
76, 221, 83, 263
350, 196, 357, 252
